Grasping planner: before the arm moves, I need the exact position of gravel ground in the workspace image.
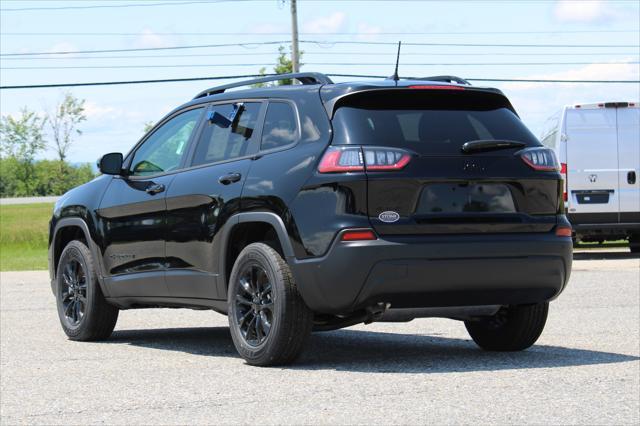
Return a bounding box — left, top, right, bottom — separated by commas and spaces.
1, 256, 639, 425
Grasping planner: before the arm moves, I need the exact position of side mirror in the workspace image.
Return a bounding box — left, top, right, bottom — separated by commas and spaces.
98, 152, 123, 175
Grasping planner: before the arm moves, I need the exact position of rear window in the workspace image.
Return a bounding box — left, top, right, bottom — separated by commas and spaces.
331, 95, 539, 155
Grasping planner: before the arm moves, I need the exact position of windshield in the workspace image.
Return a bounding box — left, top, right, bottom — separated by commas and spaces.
331, 106, 540, 155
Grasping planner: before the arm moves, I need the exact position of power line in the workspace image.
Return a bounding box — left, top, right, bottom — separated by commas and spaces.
0, 41, 291, 57
2, 74, 638, 90
3, 39, 638, 57
1, 0, 636, 10
3, 30, 639, 36
0, 1, 232, 12
0, 74, 271, 89
305, 40, 640, 48
3, 61, 638, 70
330, 74, 640, 83
3, 51, 638, 61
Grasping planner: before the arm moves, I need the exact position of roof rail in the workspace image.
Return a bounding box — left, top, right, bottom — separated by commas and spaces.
193, 72, 334, 99
416, 75, 472, 85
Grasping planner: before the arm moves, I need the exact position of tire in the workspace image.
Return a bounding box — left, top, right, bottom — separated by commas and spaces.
56, 240, 119, 341
227, 243, 313, 366
464, 302, 548, 351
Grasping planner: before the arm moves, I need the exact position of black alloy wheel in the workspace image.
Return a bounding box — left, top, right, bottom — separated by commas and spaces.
227, 243, 313, 366
56, 240, 119, 341
234, 264, 274, 347
60, 259, 88, 327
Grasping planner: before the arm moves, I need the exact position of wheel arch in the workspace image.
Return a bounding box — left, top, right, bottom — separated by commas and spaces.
220, 212, 296, 292
50, 218, 110, 297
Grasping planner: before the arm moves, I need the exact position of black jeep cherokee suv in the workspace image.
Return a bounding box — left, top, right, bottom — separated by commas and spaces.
49, 73, 572, 366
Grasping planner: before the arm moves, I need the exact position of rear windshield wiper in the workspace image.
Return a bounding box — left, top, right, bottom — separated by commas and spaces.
461, 139, 527, 154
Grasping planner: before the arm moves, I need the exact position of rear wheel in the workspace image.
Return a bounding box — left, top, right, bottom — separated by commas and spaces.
228, 243, 313, 366
465, 302, 548, 351
56, 240, 119, 341
629, 234, 640, 254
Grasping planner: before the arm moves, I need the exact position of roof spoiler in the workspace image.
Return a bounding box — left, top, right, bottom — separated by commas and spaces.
193, 72, 334, 99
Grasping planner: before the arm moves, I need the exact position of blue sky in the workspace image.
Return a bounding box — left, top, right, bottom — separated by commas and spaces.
1, 0, 639, 163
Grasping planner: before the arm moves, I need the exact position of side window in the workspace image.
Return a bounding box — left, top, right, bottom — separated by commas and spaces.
261, 102, 298, 151
192, 102, 261, 167
130, 108, 202, 176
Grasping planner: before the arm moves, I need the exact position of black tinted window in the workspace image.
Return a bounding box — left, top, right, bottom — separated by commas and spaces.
192, 102, 260, 166
332, 106, 539, 155
131, 108, 202, 176
261, 102, 298, 150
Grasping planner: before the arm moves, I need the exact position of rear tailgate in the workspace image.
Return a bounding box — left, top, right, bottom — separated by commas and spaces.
565, 107, 619, 217
329, 88, 562, 235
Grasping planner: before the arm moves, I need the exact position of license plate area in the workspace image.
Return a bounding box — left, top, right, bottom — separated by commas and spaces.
573, 190, 612, 204
416, 183, 516, 214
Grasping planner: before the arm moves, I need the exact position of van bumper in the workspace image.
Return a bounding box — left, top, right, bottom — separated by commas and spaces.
569, 213, 640, 240
290, 231, 573, 314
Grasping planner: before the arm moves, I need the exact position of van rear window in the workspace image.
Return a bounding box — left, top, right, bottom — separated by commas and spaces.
331, 106, 539, 155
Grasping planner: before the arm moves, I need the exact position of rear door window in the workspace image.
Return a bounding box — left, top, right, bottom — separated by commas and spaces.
191, 102, 261, 166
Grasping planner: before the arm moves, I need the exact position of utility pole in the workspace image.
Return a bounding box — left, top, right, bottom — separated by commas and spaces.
290, 0, 300, 73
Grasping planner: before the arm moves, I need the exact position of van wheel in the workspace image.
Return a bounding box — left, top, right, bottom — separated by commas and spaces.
228, 243, 313, 366
465, 303, 548, 351
56, 240, 119, 341
629, 234, 640, 253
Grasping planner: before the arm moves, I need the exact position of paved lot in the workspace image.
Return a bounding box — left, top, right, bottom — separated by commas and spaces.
1, 255, 639, 425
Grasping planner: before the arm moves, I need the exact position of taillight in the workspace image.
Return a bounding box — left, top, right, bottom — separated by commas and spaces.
317, 146, 364, 173
318, 146, 411, 173
555, 225, 572, 237
520, 147, 560, 172
561, 162, 568, 202
341, 229, 377, 241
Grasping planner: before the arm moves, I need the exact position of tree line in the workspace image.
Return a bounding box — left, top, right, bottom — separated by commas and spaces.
0, 93, 94, 197
0, 47, 300, 198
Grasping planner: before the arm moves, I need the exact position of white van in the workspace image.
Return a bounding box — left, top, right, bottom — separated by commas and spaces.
540, 102, 639, 252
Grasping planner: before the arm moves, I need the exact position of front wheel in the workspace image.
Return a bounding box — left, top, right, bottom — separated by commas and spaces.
56, 240, 119, 341
465, 303, 548, 351
227, 243, 313, 366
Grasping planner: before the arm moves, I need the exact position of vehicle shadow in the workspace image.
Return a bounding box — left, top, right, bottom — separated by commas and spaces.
573, 251, 639, 260
108, 326, 639, 373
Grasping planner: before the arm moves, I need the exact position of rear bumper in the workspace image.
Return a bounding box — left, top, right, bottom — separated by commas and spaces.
290, 231, 572, 314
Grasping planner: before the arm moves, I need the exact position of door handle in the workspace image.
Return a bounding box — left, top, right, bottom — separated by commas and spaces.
628, 171, 637, 185
219, 173, 242, 185
145, 183, 165, 195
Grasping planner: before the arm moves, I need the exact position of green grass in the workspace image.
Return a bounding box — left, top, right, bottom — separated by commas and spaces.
575, 240, 629, 249
0, 203, 53, 271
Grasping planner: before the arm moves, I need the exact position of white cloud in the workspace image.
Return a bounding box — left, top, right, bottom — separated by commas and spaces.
83, 101, 120, 120
553, 0, 618, 24
134, 29, 171, 49
503, 60, 640, 91
356, 22, 382, 41
304, 12, 347, 34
